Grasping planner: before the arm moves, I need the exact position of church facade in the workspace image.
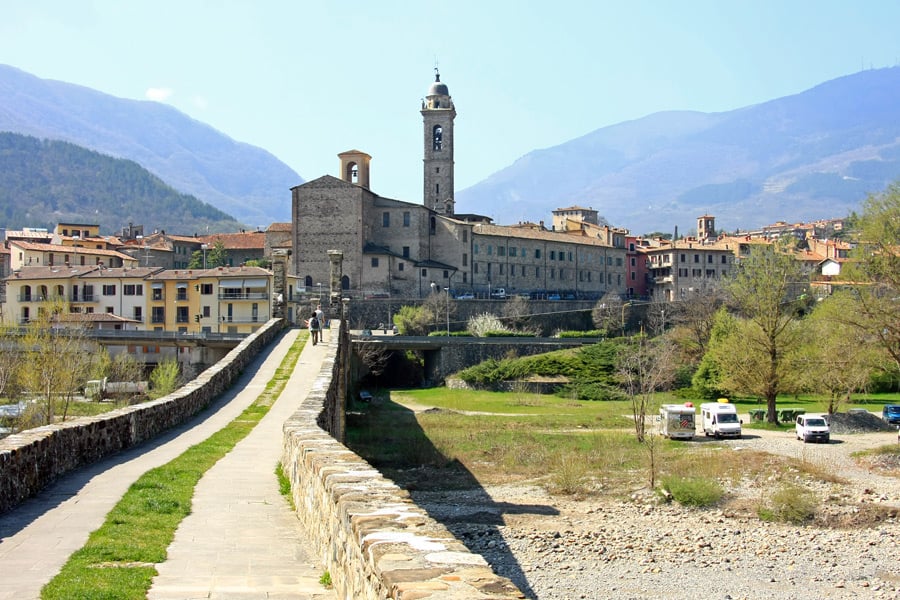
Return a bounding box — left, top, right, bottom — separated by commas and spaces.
290, 72, 628, 300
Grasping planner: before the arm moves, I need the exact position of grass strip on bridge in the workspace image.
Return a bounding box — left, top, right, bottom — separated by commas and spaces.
41, 330, 308, 600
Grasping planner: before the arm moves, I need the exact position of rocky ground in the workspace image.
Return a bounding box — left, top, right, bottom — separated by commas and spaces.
404, 412, 900, 600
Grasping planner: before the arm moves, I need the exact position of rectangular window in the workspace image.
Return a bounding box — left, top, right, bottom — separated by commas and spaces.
443, 270, 449, 279
536, 267, 540, 278
707, 255, 713, 263
498, 246, 506, 257
421, 268, 427, 277
487, 246, 493, 256
510, 247, 517, 257
474, 262, 479, 274
499, 264, 505, 275
403, 246, 410, 258
568, 251, 573, 261
176, 306, 189, 323
680, 253, 686, 263
203, 306, 211, 317
616, 257, 623, 266
201, 283, 213, 295
550, 250, 556, 260
382, 212, 390, 227
630, 257, 636, 266
102, 284, 116, 296
535, 249, 541, 259
133, 307, 142, 322
151, 307, 165, 323
474, 244, 479, 255
371, 257, 379, 268
462, 253, 468, 267
721, 255, 728, 264
694, 254, 700, 263
403, 211, 410, 227
398, 262, 404, 271
462, 230, 468, 243
550, 268, 555, 280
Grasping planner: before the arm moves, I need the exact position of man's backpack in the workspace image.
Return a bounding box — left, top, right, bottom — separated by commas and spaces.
310, 317, 319, 329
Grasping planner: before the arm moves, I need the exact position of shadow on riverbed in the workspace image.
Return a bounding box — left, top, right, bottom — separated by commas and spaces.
345, 396, 557, 599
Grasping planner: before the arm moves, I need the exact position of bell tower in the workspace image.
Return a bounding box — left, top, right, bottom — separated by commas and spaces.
421, 68, 456, 216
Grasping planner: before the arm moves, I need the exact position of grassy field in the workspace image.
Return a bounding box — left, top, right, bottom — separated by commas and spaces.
344, 388, 846, 497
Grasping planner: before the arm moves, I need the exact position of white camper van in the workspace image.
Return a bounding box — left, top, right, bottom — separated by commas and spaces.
700, 400, 742, 438
659, 403, 696, 439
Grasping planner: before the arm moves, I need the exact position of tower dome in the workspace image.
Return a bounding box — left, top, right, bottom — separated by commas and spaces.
428, 74, 449, 96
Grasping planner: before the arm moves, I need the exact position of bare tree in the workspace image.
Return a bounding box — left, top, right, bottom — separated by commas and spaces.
618, 336, 678, 442
592, 293, 625, 335
669, 287, 724, 359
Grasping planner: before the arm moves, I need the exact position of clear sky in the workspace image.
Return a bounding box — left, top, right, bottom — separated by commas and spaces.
2, 1, 900, 207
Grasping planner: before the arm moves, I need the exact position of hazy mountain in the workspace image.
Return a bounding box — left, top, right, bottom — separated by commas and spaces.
0, 64, 301, 229
0, 132, 244, 234
456, 67, 900, 235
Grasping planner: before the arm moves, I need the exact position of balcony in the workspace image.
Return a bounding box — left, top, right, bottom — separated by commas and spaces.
218, 292, 268, 300
220, 314, 269, 324
654, 276, 674, 284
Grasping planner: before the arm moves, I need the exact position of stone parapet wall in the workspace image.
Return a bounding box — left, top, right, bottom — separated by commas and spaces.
282, 321, 524, 599
0, 319, 285, 515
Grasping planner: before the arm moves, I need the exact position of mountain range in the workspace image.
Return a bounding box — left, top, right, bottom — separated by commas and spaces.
456, 67, 900, 235
0, 64, 301, 229
2, 64, 900, 237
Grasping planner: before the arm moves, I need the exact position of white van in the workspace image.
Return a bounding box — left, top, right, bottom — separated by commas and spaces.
659, 403, 696, 439
700, 401, 742, 439
796, 414, 830, 443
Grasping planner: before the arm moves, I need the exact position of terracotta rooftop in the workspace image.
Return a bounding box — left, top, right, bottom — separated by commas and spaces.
198, 231, 266, 250
7, 240, 135, 261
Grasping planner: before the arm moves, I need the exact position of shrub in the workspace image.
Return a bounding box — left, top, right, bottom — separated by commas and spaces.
558, 382, 628, 402
757, 483, 818, 524
558, 330, 606, 338
468, 313, 512, 337
660, 475, 724, 507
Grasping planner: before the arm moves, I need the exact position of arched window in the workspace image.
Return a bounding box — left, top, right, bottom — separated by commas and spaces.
39, 285, 48, 300
22, 285, 32, 302
341, 275, 350, 290
304, 275, 313, 287
432, 125, 443, 151
345, 162, 359, 183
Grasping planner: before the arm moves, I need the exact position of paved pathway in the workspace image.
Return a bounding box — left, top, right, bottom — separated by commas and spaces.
0, 328, 335, 600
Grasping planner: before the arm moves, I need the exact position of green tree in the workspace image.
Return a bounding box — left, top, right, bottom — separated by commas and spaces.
149, 358, 181, 399
797, 295, 882, 414
717, 242, 809, 422
205, 240, 228, 268
839, 183, 900, 374
19, 299, 98, 423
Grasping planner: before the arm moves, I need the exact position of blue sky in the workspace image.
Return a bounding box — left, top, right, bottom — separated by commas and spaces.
2, 1, 900, 207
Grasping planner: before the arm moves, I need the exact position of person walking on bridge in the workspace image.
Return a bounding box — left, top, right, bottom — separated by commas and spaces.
307, 311, 321, 345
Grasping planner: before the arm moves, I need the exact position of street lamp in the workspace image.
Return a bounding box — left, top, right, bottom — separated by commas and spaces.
201, 243, 209, 269
316, 282, 323, 303
443, 287, 450, 335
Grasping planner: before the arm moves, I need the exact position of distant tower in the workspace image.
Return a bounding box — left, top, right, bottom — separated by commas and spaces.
697, 215, 715, 240
421, 68, 456, 216
338, 150, 371, 189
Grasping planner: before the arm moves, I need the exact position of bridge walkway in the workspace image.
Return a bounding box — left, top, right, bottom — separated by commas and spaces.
0, 327, 335, 600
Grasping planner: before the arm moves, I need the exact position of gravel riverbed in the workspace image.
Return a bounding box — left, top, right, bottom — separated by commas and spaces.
407, 417, 900, 600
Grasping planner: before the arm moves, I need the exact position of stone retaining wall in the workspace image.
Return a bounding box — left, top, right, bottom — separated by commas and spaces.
0, 319, 285, 515
282, 320, 524, 600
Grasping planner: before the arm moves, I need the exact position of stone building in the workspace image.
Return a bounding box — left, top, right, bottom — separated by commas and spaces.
290, 71, 628, 301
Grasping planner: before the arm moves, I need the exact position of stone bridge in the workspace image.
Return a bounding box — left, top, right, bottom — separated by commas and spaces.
352, 333, 601, 383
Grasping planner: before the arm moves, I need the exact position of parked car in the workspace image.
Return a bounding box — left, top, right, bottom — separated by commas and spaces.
883, 404, 900, 424
490, 288, 507, 299
796, 414, 830, 443
456, 292, 475, 300
547, 293, 561, 301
